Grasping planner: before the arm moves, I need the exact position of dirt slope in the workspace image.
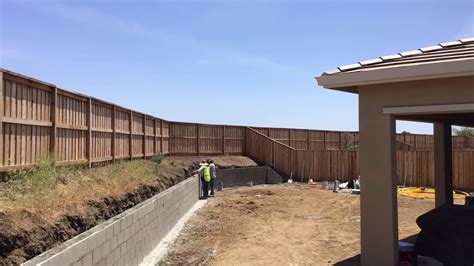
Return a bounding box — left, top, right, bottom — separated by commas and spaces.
0, 156, 257, 265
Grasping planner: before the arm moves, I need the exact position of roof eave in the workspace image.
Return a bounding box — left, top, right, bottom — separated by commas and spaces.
316, 58, 474, 93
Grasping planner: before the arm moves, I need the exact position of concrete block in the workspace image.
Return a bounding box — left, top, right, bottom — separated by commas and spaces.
72, 258, 82, 266
105, 225, 114, 241
110, 235, 118, 251
85, 235, 97, 254
92, 246, 103, 265
113, 221, 120, 236
82, 252, 92, 266
117, 231, 124, 246
120, 219, 127, 231
124, 227, 130, 242
126, 215, 132, 228
120, 243, 127, 256
112, 248, 120, 264
101, 240, 111, 258
97, 258, 107, 266
96, 230, 106, 247
106, 254, 114, 266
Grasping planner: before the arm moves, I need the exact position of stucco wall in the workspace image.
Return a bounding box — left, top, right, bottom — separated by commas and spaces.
358, 76, 474, 265
23, 176, 199, 266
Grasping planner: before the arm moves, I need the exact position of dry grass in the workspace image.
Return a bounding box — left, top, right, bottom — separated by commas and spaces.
0, 156, 186, 229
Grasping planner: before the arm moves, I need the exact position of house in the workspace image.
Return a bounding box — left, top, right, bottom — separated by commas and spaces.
316, 38, 474, 265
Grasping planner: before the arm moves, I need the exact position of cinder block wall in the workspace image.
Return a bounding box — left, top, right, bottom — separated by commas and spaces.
23, 176, 199, 266
215, 166, 283, 188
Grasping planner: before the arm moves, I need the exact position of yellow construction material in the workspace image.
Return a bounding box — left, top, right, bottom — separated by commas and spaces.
398, 187, 468, 200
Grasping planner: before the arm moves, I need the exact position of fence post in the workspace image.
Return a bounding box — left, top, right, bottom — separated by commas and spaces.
272, 141, 275, 165
289, 149, 293, 178
222, 125, 225, 155
289, 129, 292, 148
307, 129, 310, 150
129, 110, 133, 160
168, 121, 173, 155
50, 86, 57, 162
339, 132, 342, 149
197, 124, 200, 156
143, 114, 146, 158
323, 131, 327, 150
0, 72, 3, 167
153, 118, 157, 155
87, 97, 92, 168
112, 105, 116, 163
160, 120, 164, 154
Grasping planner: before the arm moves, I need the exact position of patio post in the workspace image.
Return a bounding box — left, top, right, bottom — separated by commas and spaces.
359, 101, 398, 265
434, 122, 453, 207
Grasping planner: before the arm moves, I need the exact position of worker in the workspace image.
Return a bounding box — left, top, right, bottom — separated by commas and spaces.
194, 161, 211, 199
208, 160, 217, 197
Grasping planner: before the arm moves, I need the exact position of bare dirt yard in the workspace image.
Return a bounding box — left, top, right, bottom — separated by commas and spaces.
160, 183, 443, 266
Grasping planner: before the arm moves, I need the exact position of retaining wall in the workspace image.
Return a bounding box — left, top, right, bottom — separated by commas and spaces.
215, 166, 283, 188
24, 176, 199, 266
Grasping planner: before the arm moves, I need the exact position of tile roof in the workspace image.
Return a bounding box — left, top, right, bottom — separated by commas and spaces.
322, 38, 474, 76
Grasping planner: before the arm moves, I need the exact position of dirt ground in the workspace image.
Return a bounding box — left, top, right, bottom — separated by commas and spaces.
160, 183, 443, 266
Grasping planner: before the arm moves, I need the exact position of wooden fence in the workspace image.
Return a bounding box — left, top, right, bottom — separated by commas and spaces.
169, 122, 246, 155
0, 70, 172, 170
246, 128, 474, 191
253, 126, 473, 151
1, 68, 473, 191
0, 69, 380, 171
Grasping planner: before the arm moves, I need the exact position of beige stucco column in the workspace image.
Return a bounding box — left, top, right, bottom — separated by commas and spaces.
433, 122, 453, 207
359, 90, 398, 266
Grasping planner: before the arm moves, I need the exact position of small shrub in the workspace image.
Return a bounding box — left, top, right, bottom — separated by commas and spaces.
151, 153, 164, 165
341, 133, 357, 151
170, 160, 176, 167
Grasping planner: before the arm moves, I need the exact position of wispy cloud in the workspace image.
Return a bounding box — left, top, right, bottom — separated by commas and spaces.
18, 1, 304, 73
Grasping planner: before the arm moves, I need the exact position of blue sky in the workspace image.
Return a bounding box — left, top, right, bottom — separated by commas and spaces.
1, 0, 473, 133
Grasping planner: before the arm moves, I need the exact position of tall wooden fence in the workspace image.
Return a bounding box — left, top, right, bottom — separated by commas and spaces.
253, 126, 473, 151
0, 70, 171, 170
1, 68, 473, 191
246, 128, 474, 191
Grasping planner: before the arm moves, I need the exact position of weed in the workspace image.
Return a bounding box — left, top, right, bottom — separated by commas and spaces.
151, 153, 164, 165
6, 156, 56, 201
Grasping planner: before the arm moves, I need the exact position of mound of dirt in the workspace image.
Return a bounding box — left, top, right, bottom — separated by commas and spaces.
170, 156, 258, 169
